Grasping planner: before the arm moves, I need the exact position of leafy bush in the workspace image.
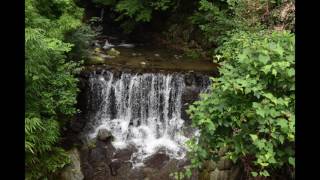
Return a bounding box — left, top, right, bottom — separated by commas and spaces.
65, 24, 100, 62
93, 0, 176, 32
187, 30, 295, 178
25, 0, 86, 179
190, 0, 294, 47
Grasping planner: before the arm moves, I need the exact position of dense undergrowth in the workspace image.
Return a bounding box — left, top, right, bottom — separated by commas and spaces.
184, 1, 295, 179
25, 0, 97, 179
25, 0, 295, 179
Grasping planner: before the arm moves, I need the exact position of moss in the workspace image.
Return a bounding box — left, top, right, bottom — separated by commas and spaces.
87, 54, 104, 64
86, 138, 97, 149
107, 48, 120, 57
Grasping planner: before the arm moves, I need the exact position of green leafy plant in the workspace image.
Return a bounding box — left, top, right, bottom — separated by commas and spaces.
93, 0, 176, 32
65, 24, 100, 62
25, 0, 87, 179
187, 30, 295, 178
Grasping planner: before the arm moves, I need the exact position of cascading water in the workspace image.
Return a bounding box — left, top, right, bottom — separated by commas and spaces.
82, 70, 210, 167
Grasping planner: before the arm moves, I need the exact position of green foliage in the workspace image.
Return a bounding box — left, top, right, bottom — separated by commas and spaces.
187, 30, 295, 178
93, 0, 175, 32
25, 0, 87, 179
190, 0, 294, 46
65, 24, 100, 62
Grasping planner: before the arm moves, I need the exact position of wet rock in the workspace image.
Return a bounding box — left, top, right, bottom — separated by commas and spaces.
113, 161, 135, 179
60, 148, 84, 180
181, 85, 201, 124
86, 138, 97, 149
80, 140, 114, 179
109, 159, 121, 176
88, 55, 104, 64
107, 48, 120, 57
185, 73, 195, 86
97, 128, 112, 141
94, 47, 102, 53
88, 147, 106, 164
114, 146, 136, 161
144, 152, 170, 169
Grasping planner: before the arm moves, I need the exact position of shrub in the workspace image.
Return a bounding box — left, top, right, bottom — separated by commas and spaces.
25, 0, 86, 178
65, 24, 100, 62
93, 0, 176, 32
187, 30, 295, 179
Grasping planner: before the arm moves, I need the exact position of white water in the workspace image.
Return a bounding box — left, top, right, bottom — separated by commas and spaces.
84, 71, 208, 167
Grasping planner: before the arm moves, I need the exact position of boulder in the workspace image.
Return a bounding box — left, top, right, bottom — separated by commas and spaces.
144, 152, 170, 169
204, 160, 217, 171
107, 48, 120, 57
109, 159, 122, 176
97, 128, 112, 141
60, 148, 84, 180
88, 55, 104, 64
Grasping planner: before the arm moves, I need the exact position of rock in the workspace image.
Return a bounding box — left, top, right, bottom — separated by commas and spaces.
107, 48, 120, 57
217, 157, 233, 170
97, 128, 112, 141
144, 152, 170, 169
94, 47, 102, 53
87, 139, 97, 149
88, 55, 104, 64
229, 166, 241, 180
60, 148, 84, 180
141, 61, 147, 65
154, 53, 160, 57
184, 74, 195, 86
105, 55, 116, 59
209, 169, 219, 180
89, 147, 106, 163
114, 146, 136, 161
204, 160, 217, 171
98, 54, 108, 58
109, 159, 122, 176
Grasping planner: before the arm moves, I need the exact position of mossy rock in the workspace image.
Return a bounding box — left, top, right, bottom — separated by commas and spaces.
204, 160, 217, 171
94, 47, 102, 53
87, 138, 97, 149
107, 48, 120, 57
60, 148, 84, 180
88, 55, 104, 64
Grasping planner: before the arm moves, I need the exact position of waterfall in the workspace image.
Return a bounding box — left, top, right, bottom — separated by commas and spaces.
82, 70, 209, 167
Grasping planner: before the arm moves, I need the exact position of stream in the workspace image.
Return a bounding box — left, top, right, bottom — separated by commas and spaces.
67, 37, 218, 180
